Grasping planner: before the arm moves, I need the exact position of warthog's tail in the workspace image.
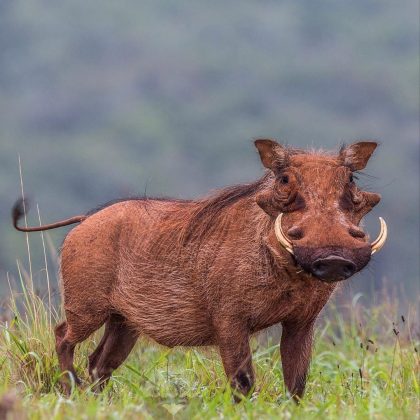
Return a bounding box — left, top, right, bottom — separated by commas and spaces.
12, 198, 86, 232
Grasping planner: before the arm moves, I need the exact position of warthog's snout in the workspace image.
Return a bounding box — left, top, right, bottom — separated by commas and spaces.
292, 245, 372, 282
311, 256, 356, 281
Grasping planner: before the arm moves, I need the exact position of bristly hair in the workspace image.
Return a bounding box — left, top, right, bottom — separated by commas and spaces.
181, 173, 271, 244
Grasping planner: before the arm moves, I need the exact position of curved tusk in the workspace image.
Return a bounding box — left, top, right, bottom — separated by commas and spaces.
274, 213, 294, 255
371, 217, 388, 255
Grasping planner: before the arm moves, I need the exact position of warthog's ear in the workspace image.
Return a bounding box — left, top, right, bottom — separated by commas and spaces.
340, 141, 378, 171
254, 139, 288, 172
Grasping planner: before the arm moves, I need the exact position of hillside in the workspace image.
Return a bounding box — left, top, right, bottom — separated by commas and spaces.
0, 0, 418, 298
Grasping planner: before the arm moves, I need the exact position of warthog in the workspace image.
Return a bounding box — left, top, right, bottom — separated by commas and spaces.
13, 139, 387, 400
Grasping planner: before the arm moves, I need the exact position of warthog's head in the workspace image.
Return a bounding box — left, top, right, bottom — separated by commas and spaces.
255, 139, 387, 282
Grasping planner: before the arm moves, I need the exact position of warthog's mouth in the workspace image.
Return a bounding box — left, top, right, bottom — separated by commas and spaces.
294, 248, 372, 282
274, 213, 388, 282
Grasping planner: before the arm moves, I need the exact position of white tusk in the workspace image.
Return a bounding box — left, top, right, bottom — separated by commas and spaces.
274, 213, 294, 255
371, 217, 388, 255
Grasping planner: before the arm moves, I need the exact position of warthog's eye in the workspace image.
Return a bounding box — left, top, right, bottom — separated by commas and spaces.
280, 175, 289, 184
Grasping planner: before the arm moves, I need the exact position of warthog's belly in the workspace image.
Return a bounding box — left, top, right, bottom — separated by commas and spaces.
111, 275, 215, 347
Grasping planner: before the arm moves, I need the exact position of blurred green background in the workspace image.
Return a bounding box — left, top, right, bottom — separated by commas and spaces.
0, 0, 418, 301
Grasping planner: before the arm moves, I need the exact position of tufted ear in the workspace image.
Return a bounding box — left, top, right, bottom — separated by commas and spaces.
254, 139, 289, 172
340, 141, 378, 171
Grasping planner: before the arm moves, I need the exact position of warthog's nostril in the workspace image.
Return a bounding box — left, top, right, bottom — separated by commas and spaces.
313, 261, 326, 272
311, 256, 356, 281
342, 262, 356, 277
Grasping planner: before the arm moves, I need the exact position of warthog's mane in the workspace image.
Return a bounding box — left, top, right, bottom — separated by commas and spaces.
181, 172, 272, 244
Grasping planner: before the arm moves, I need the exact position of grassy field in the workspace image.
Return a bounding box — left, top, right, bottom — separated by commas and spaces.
0, 252, 418, 419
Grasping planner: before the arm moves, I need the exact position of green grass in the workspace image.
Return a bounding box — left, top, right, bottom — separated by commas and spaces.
0, 255, 418, 419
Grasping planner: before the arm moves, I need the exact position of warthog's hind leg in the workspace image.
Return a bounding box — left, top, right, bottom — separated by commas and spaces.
55, 313, 106, 395
88, 314, 138, 391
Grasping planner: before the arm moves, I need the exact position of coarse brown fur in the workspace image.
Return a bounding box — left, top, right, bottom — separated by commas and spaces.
12, 139, 382, 400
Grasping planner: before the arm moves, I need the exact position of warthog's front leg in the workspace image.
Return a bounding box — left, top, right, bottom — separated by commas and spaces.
280, 320, 315, 401
217, 323, 255, 401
